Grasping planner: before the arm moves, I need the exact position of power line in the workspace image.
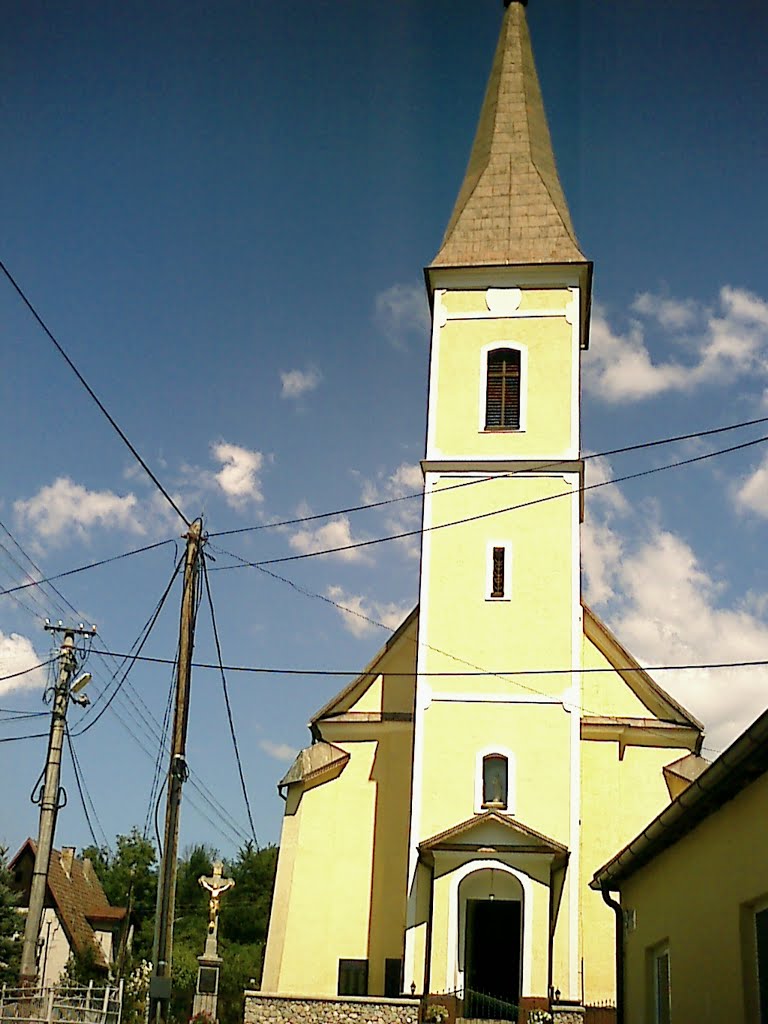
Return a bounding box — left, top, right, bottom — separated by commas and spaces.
207, 414, 768, 538
212, 431, 768, 569
72, 556, 185, 737
0, 538, 177, 598
0, 660, 56, 685
0, 259, 189, 526
88, 648, 768, 679
65, 723, 110, 851
201, 557, 259, 848
0, 526, 250, 848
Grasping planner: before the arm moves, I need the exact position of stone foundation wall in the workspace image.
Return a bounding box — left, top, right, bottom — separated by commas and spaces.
244, 992, 420, 1024
551, 1005, 585, 1024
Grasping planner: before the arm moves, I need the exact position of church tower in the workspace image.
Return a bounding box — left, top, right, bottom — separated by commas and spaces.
260, 3, 704, 1015
405, 0, 591, 1002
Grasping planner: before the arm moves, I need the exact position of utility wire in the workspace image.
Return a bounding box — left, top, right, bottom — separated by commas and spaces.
207, 413, 768, 538
65, 722, 110, 851
0, 660, 56, 685
143, 656, 177, 841
0, 259, 189, 526
213, 431, 768, 569
89, 647, 768, 679
0, 531, 249, 844
0, 538, 177, 598
72, 555, 184, 737
202, 557, 259, 848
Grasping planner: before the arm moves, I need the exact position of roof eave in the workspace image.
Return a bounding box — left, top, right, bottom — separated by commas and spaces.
592, 705, 768, 890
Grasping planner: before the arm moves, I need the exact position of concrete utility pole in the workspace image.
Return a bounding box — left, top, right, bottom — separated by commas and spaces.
20, 621, 97, 986
150, 518, 204, 1024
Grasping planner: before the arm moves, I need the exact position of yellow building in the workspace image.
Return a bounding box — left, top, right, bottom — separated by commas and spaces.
261, 1, 704, 1014
592, 708, 768, 1024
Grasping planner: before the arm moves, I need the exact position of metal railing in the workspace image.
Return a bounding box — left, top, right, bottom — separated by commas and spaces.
0, 982, 123, 1024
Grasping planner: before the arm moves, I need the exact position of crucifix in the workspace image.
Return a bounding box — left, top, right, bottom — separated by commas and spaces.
199, 862, 235, 948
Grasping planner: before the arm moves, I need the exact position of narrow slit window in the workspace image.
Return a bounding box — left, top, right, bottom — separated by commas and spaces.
482, 754, 508, 809
485, 348, 521, 430
491, 547, 505, 598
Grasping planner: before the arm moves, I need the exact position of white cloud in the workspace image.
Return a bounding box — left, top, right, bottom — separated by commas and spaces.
259, 739, 296, 761
585, 286, 768, 403
375, 283, 430, 349
733, 451, 768, 518
326, 585, 411, 638
0, 631, 47, 696
14, 478, 144, 544
582, 459, 768, 753
212, 442, 264, 508
360, 462, 423, 559
280, 366, 322, 400
631, 292, 700, 331
289, 516, 371, 563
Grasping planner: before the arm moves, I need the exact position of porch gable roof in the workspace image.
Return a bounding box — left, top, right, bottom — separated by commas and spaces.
419, 811, 568, 866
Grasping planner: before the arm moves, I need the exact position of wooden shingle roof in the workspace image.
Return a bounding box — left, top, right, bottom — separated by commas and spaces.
431, 1, 586, 269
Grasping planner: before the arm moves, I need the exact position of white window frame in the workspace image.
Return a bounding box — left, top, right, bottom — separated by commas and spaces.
474, 746, 516, 814
485, 540, 512, 601
478, 341, 528, 434
651, 944, 671, 1024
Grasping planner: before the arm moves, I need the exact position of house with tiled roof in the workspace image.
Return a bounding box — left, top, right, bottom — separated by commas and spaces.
10, 840, 126, 987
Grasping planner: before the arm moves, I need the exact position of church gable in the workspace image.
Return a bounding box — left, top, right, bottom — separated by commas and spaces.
310, 606, 418, 734
582, 604, 703, 732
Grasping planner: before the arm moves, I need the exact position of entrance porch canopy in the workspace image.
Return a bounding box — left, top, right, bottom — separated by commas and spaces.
416, 812, 569, 998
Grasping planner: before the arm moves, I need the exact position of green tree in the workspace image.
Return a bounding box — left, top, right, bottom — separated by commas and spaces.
60, 941, 103, 986
0, 846, 21, 985
220, 844, 277, 949
82, 828, 158, 965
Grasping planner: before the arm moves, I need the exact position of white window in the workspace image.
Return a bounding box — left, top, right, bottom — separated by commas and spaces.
486, 541, 512, 601
651, 945, 671, 1024
478, 342, 528, 433
474, 748, 515, 814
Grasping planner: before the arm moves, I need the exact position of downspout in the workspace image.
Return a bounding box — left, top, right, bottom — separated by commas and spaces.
424, 859, 436, 996
600, 887, 624, 1024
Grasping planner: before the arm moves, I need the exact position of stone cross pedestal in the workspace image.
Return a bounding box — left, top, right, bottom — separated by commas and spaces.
192, 862, 235, 1021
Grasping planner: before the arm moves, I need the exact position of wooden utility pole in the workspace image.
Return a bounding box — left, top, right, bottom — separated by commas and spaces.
150, 518, 204, 1024
20, 622, 97, 986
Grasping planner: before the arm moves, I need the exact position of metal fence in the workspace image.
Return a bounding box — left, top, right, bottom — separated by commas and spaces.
584, 1002, 616, 1024
0, 983, 123, 1024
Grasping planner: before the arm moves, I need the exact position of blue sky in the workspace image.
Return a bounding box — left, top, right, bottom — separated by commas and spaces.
2, 0, 768, 859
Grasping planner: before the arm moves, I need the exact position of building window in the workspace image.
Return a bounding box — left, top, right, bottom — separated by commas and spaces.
651, 946, 671, 1024
482, 754, 508, 809
338, 959, 368, 997
384, 958, 402, 998
485, 348, 521, 430
486, 542, 511, 600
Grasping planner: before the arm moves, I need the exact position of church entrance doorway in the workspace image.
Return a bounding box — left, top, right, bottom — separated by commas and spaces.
464, 898, 521, 1019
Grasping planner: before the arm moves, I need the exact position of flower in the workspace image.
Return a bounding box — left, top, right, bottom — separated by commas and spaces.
423, 1005, 450, 1024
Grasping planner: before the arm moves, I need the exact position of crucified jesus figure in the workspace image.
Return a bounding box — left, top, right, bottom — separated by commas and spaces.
199, 862, 235, 938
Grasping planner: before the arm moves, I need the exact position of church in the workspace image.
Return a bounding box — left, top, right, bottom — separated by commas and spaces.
260, 0, 705, 1012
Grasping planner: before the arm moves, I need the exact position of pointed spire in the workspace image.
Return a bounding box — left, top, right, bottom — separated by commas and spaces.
431, 1, 586, 268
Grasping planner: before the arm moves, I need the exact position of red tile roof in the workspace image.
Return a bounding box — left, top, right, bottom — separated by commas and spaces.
10, 839, 126, 970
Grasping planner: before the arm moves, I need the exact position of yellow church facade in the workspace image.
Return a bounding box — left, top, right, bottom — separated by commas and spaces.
261, 1, 704, 1012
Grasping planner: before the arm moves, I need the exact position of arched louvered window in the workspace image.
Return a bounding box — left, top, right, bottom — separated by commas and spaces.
482, 754, 509, 809
485, 348, 521, 430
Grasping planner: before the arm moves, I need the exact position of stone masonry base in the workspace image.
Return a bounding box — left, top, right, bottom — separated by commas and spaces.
244, 992, 420, 1024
